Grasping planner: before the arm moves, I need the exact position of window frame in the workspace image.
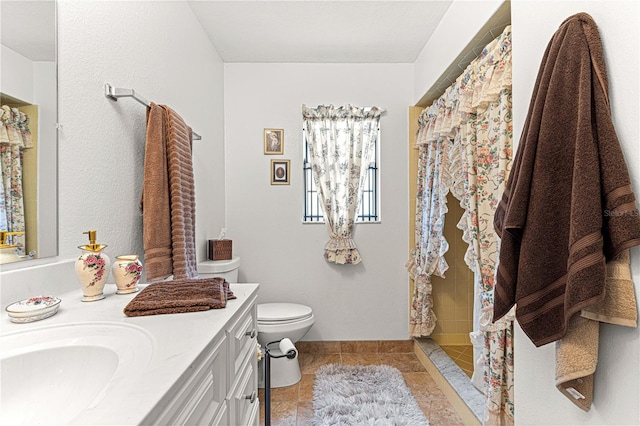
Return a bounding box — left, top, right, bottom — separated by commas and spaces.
302, 127, 380, 224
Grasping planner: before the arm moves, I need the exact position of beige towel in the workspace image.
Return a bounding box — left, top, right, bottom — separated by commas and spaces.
582, 250, 637, 327
123, 277, 234, 317
555, 250, 637, 411
141, 103, 198, 280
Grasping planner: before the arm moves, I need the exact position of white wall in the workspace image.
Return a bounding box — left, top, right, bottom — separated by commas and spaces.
56, 0, 225, 271
511, 1, 640, 424
1, 45, 34, 102
224, 63, 413, 341
412, 0, 504, 104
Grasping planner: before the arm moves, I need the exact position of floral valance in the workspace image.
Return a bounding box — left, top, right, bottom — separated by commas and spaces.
302, 104, 385, 121
0, 105, 33, 148
416, 26, 512, 147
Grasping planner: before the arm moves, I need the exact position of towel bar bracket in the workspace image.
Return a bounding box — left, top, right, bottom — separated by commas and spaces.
104, 83, 202, 140
105, 83, 150, 108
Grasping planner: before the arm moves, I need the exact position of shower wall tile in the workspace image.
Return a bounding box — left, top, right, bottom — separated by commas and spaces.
430, 193, 475, 343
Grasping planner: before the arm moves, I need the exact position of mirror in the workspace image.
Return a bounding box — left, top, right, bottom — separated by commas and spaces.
0, 0, 57, 265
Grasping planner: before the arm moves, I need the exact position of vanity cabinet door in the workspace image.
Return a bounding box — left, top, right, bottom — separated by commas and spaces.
153, 334, 228, 425
229, 350, 259, 426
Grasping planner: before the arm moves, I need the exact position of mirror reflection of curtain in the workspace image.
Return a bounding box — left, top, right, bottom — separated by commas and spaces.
302, 104, 384, 264
407, 26, 514, 425
0, 105, 31, 253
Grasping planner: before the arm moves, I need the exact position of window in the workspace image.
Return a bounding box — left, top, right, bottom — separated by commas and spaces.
303, 128, 379, 223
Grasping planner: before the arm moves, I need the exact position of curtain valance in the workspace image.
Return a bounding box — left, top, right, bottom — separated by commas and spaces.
0, 105, 33, 148
416, 28, 512, 147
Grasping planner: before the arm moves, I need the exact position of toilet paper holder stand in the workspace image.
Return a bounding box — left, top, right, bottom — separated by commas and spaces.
263, 339, 297, 426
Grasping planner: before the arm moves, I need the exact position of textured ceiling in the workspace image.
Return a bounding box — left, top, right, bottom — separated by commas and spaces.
188, 0, 453, 63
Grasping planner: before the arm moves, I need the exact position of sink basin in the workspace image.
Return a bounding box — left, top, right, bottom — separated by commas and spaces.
1, 322, 154, 425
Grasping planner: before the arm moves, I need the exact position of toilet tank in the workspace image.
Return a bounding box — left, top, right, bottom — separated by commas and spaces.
197, 257, 241, 282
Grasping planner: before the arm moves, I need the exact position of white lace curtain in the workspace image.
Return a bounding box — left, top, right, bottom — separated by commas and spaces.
302, 104, 384, 264
407, 26, 514, 425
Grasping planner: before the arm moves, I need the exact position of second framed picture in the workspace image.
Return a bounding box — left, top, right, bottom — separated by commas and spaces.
264, 128, 284, 155
271, 160, 290, 185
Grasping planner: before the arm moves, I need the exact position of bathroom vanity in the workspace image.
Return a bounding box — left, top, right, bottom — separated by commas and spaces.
1, 282, 260, 425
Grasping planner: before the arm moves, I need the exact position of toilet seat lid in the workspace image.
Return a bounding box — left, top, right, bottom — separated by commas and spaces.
257, 303, 313, 322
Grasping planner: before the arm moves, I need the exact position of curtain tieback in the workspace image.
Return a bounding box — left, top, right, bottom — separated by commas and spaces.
325, 237, 358, 251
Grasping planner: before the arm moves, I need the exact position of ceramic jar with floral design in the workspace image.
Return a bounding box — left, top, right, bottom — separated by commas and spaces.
112, 255, 143, 294
75, 230, 110, 302
75, 249, 110, 302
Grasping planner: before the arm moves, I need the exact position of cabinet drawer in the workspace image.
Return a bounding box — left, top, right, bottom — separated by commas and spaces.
227, 302, 257, 384
229, 351, 259, 426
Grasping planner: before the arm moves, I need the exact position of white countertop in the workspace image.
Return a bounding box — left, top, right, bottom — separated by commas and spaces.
1, 282, 260, 425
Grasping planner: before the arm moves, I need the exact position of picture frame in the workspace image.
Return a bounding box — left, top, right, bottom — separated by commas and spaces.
264, 128, 284, 155
271, 159, 290, 185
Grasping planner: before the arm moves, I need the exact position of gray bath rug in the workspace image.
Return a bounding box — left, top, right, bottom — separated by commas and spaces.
313, 364, 429, 425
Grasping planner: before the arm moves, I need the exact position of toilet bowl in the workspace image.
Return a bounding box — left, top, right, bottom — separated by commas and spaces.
257, 303, 315, 388
196, 259, 315, 388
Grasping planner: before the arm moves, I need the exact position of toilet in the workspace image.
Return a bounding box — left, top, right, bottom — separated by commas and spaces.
256, 302, 315, 388
197, 258, 315, 388
197, 256, 242, 282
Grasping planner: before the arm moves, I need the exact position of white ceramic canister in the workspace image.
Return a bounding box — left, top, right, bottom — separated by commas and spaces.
75, 230, 110, 302
112, 255, 143, 294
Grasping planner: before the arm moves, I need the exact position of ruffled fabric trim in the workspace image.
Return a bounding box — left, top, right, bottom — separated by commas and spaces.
324, 237, 361, 265
406, 256, 437, 336
415, 26, 512, 147
0, 105, 32, 147
302, 104, 385, 120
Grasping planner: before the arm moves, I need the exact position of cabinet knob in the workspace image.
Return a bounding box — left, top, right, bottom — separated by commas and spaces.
245, 329, 256, 339
244, 390, 257, 403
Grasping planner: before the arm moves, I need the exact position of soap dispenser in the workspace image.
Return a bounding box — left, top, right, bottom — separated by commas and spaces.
75, 230, 110, 302
0, 231, 23, 264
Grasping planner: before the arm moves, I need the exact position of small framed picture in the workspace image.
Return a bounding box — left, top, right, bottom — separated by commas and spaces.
264, 128, 284, 155
271, 159, 290, 185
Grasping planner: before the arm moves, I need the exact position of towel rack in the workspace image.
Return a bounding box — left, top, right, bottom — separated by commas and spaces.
104, 83, 202, 140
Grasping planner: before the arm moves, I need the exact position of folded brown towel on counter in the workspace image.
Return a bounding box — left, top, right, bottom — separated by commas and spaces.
222, 279, 237, 301
123, 277, 235, 317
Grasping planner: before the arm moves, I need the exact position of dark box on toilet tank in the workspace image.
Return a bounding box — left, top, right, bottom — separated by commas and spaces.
209, 239, 232, 260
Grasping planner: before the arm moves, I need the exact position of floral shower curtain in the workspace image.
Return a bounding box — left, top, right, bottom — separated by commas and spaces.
302, 104, 384, 265
0, 105, 31, 253
407, 26, 514, 425
405, 115, 452, 336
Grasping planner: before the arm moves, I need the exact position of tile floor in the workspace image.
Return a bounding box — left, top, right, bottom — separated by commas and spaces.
258, 340, 465, 426
440, 345, 474, 378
